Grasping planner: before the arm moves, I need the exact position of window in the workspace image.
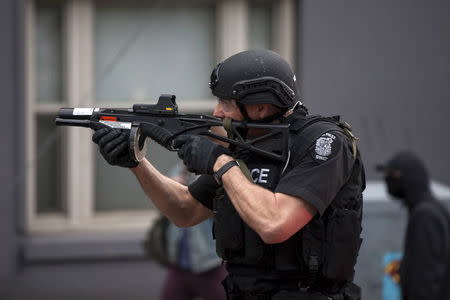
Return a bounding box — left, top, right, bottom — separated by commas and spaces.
94, 3, 216, 103
249, 0, 273, 50
33, 1, 65, 215
26, 0, 295, 232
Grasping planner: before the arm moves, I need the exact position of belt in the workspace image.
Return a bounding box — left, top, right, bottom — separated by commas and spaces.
271, 290, 342, 300
226, 293, 272, 300
226, 291, 339, 300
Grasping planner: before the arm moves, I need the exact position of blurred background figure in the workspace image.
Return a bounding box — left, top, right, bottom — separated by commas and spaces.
159, 164, 227, 300
377, 151, 450, 300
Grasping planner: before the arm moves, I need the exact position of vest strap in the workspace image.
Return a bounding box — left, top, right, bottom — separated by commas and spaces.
337, 121, 358, 159
236, 159, 253, 182
223, 117, 234, 138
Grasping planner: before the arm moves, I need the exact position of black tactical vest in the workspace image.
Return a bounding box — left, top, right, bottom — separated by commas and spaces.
213, 112, 365, 287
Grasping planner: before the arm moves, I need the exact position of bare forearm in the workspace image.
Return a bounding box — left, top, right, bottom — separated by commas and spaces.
214, 155, 315, 243
214, 156, 282, 240
131, 158, 210, 226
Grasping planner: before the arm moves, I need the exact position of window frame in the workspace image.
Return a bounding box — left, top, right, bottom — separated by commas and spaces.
25, 0, 295, 234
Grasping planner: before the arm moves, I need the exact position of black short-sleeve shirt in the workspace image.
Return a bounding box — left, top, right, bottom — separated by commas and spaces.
188, 129, 355, 215
275, 130, 354, 215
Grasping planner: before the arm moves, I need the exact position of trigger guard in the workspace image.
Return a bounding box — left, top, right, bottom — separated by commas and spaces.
129, 126, 148, 162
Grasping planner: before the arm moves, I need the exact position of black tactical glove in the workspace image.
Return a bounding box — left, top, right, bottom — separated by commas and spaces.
173, 135, 231, 175
140, 122, 172, 148
92, 127, 139, 168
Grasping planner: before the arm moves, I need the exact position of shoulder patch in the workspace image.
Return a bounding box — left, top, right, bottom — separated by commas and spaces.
314, 132, 336, 161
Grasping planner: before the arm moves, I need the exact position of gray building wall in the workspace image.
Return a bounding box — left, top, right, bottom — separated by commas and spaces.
298, 0, 450, 184
0, 0, 24, 294
298, 1, 450, 298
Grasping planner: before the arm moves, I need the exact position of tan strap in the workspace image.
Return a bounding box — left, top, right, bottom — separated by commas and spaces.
338, 122, 358, 160
223, 117, 234, 138
236, 159, 253, 181
222, 118, 252, 180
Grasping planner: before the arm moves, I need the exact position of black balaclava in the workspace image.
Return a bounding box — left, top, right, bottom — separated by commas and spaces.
382, 151, 432, 211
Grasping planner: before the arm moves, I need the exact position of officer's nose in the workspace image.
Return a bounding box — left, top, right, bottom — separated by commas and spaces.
213, 103, 225, 118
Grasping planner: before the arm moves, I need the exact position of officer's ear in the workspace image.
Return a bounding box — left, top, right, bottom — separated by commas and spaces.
261, 104, 281, 119
257, 105, 264, 112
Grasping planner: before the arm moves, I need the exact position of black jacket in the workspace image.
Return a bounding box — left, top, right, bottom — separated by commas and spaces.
384, 152, 450, 300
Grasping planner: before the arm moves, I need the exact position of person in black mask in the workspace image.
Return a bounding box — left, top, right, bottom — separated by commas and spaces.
377, 151, 450, 300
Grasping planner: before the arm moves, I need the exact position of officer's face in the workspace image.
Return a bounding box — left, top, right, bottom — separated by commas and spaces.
213, 99, 276, 121
213, 99, 245, 120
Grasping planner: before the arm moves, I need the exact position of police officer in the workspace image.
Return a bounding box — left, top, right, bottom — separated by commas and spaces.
92, 50, 365, 299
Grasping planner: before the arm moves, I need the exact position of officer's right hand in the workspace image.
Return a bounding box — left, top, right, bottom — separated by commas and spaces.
92, 127, 139, 168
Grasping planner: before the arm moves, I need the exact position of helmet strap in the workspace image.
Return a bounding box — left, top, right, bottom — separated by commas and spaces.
236, 102, 250, 120
235, 102, 250, 138
237, 102, 286, 124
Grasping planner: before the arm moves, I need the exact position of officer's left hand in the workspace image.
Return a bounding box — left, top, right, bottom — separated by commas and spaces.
173, 135, 231, 174
92, 127, 139, 168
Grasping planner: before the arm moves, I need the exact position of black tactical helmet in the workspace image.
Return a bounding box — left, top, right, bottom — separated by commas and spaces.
209, 50, 299, 110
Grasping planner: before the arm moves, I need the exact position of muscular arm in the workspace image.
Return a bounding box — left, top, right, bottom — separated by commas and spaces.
213, 155, 316, 244
131, 158, 213, 227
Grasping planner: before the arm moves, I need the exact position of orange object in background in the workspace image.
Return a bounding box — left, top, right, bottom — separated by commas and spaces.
384, 259, 401, 284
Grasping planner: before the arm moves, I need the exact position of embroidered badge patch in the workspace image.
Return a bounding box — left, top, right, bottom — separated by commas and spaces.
315, 133, 336, 161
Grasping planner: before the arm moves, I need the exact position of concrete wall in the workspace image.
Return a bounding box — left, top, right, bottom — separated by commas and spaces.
0, 0, 24, 293
297, 2, 450, 298
298, 0, 450, 184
